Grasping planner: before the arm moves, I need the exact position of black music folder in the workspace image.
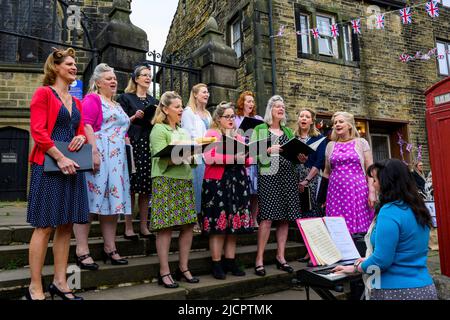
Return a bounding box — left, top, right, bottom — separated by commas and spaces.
238, 116, 264, 132
44, 141, 93, 173
280, 136, 326, 163
143, 104, 157, 121
125, 144, 136, 175
300, 186, 312, 213
153, 142, 213, 159
219, 135, 271, 156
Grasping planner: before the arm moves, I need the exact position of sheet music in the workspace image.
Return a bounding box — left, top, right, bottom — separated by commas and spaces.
308, 136, 326, 151
299, 219, 342, 266
323, 217, 361, 260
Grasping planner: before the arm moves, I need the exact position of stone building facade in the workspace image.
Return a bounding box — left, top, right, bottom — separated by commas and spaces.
0, 0, 148, 200
163, 0, 450, 168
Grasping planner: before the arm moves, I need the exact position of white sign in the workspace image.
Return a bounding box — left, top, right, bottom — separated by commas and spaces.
434, 93, 450, 105
425, 201, 437, 228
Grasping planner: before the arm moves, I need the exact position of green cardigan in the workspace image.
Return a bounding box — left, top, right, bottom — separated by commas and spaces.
250, 123, 294, 174
150, 123, 194, 180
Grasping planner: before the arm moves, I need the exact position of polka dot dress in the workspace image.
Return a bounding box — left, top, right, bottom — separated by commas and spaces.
257, 133, 301, 222
370, 284, 438, 300
130, 135, 152, 194
326, 140, 374, 233
27, 90, 89, 228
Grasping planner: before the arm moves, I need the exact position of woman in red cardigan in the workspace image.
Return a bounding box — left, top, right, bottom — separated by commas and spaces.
201, 102, 253, 280
26, 48, 88, 300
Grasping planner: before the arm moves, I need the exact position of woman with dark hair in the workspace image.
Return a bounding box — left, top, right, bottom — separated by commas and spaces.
117, 65, 158, 239
333, 159, 437, 300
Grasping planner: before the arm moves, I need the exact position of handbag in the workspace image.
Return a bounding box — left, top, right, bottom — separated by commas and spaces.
44, 141, 93, 173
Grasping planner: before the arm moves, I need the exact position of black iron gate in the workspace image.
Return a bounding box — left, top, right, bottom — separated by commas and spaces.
139, 51, 201, 103
0, 127, 30, 201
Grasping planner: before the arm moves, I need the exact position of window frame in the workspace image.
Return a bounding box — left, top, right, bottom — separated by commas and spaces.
230, 15, 243, 59
438, 0, 450, 8
316, 13, 338, 58
436, 40, 450, 76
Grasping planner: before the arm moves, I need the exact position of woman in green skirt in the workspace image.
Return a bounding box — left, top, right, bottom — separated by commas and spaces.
150, 91, 199, 288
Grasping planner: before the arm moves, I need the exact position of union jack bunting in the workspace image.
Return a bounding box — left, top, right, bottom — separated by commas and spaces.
399, 53, 411, 62
376, 14, 385, 29
351, 19, 361, 34
426, 1, 439, 18
311, 28, 320, 39
428, 48, 438, 56
399, 7, 412, 24
330, 23, 339, 38
437, 54, 445, 60
277, 25, 285, 37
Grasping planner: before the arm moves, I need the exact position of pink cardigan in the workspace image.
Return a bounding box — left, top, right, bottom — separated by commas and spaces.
82, 93, 103, 132
203, 129, 252, 180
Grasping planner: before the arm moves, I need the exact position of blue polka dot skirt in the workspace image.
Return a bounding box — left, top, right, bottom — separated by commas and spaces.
27, 90, 89, 228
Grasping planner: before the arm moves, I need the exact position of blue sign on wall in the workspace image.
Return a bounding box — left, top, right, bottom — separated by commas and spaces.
69, 80, 83, 100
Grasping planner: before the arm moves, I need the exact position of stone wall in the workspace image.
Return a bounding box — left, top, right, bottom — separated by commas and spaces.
163, 0, 450, 168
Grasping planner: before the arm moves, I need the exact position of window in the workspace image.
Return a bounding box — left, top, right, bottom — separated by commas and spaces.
438, 0, 450, 7
371, 134, 391, 163
298, 14, 311, 54
295, 7, 359, 63
343, 24, 353, 61
316, 14, 338, 58
230, 18, 242, 58
436, 41, 450, 76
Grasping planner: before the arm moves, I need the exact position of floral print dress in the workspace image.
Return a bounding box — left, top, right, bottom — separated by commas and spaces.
201, 165, 253, 235
85, 97, 132, 215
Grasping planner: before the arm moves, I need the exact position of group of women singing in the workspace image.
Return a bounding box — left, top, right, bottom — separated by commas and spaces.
25, 47, 436, 300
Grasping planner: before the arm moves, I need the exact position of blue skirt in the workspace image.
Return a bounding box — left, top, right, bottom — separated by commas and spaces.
27, 164, 89, 228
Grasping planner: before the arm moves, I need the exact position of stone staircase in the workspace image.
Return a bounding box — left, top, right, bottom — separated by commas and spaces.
0, 220, 307, 300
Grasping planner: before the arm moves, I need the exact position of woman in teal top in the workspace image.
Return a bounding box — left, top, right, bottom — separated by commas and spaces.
251, 95, 301, 277
150, 91, 199, 288
333, 159, 437, 300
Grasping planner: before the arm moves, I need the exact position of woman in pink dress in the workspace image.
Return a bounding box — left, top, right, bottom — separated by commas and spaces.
323, 112, 376, 234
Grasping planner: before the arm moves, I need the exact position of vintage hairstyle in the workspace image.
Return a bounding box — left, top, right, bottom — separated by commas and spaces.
211, 101, 236, 134
124, 65, 152, 94
236, 91, 257, 117
151, 91, 182, 125
295, 108, 321, 138
329, 111, 360, 141
43, 47, 76, 86
367, 159, 432, 228
187, 83, 211, 116
263, 95, 287, 126
88, 63, 115, 94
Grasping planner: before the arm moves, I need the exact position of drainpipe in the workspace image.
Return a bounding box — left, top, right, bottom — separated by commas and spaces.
268, 0, 277, 95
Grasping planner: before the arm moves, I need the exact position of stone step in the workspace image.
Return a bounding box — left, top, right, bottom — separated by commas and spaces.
0, 241, 306, 300
0, 227, 303, 269
0, 222, 303, 245
76, 261, 308, 300
0, 220, 142, 245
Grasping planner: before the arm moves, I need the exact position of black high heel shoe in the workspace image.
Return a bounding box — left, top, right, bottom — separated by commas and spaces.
24, 288, 46, 300
48, 283, 83, 300
174, 268, 200, 283
102, 250, 128, 265
75, 253, 99, 271
275, 259, 294, 273
254, 265, 266, 276
158, 273, 179, 288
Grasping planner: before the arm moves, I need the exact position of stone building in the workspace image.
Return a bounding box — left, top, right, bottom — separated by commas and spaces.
0, 0, 148, 200
163, 0, 450, 169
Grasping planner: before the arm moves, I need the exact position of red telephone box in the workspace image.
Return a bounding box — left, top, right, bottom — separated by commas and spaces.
425, 77, 450, 277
